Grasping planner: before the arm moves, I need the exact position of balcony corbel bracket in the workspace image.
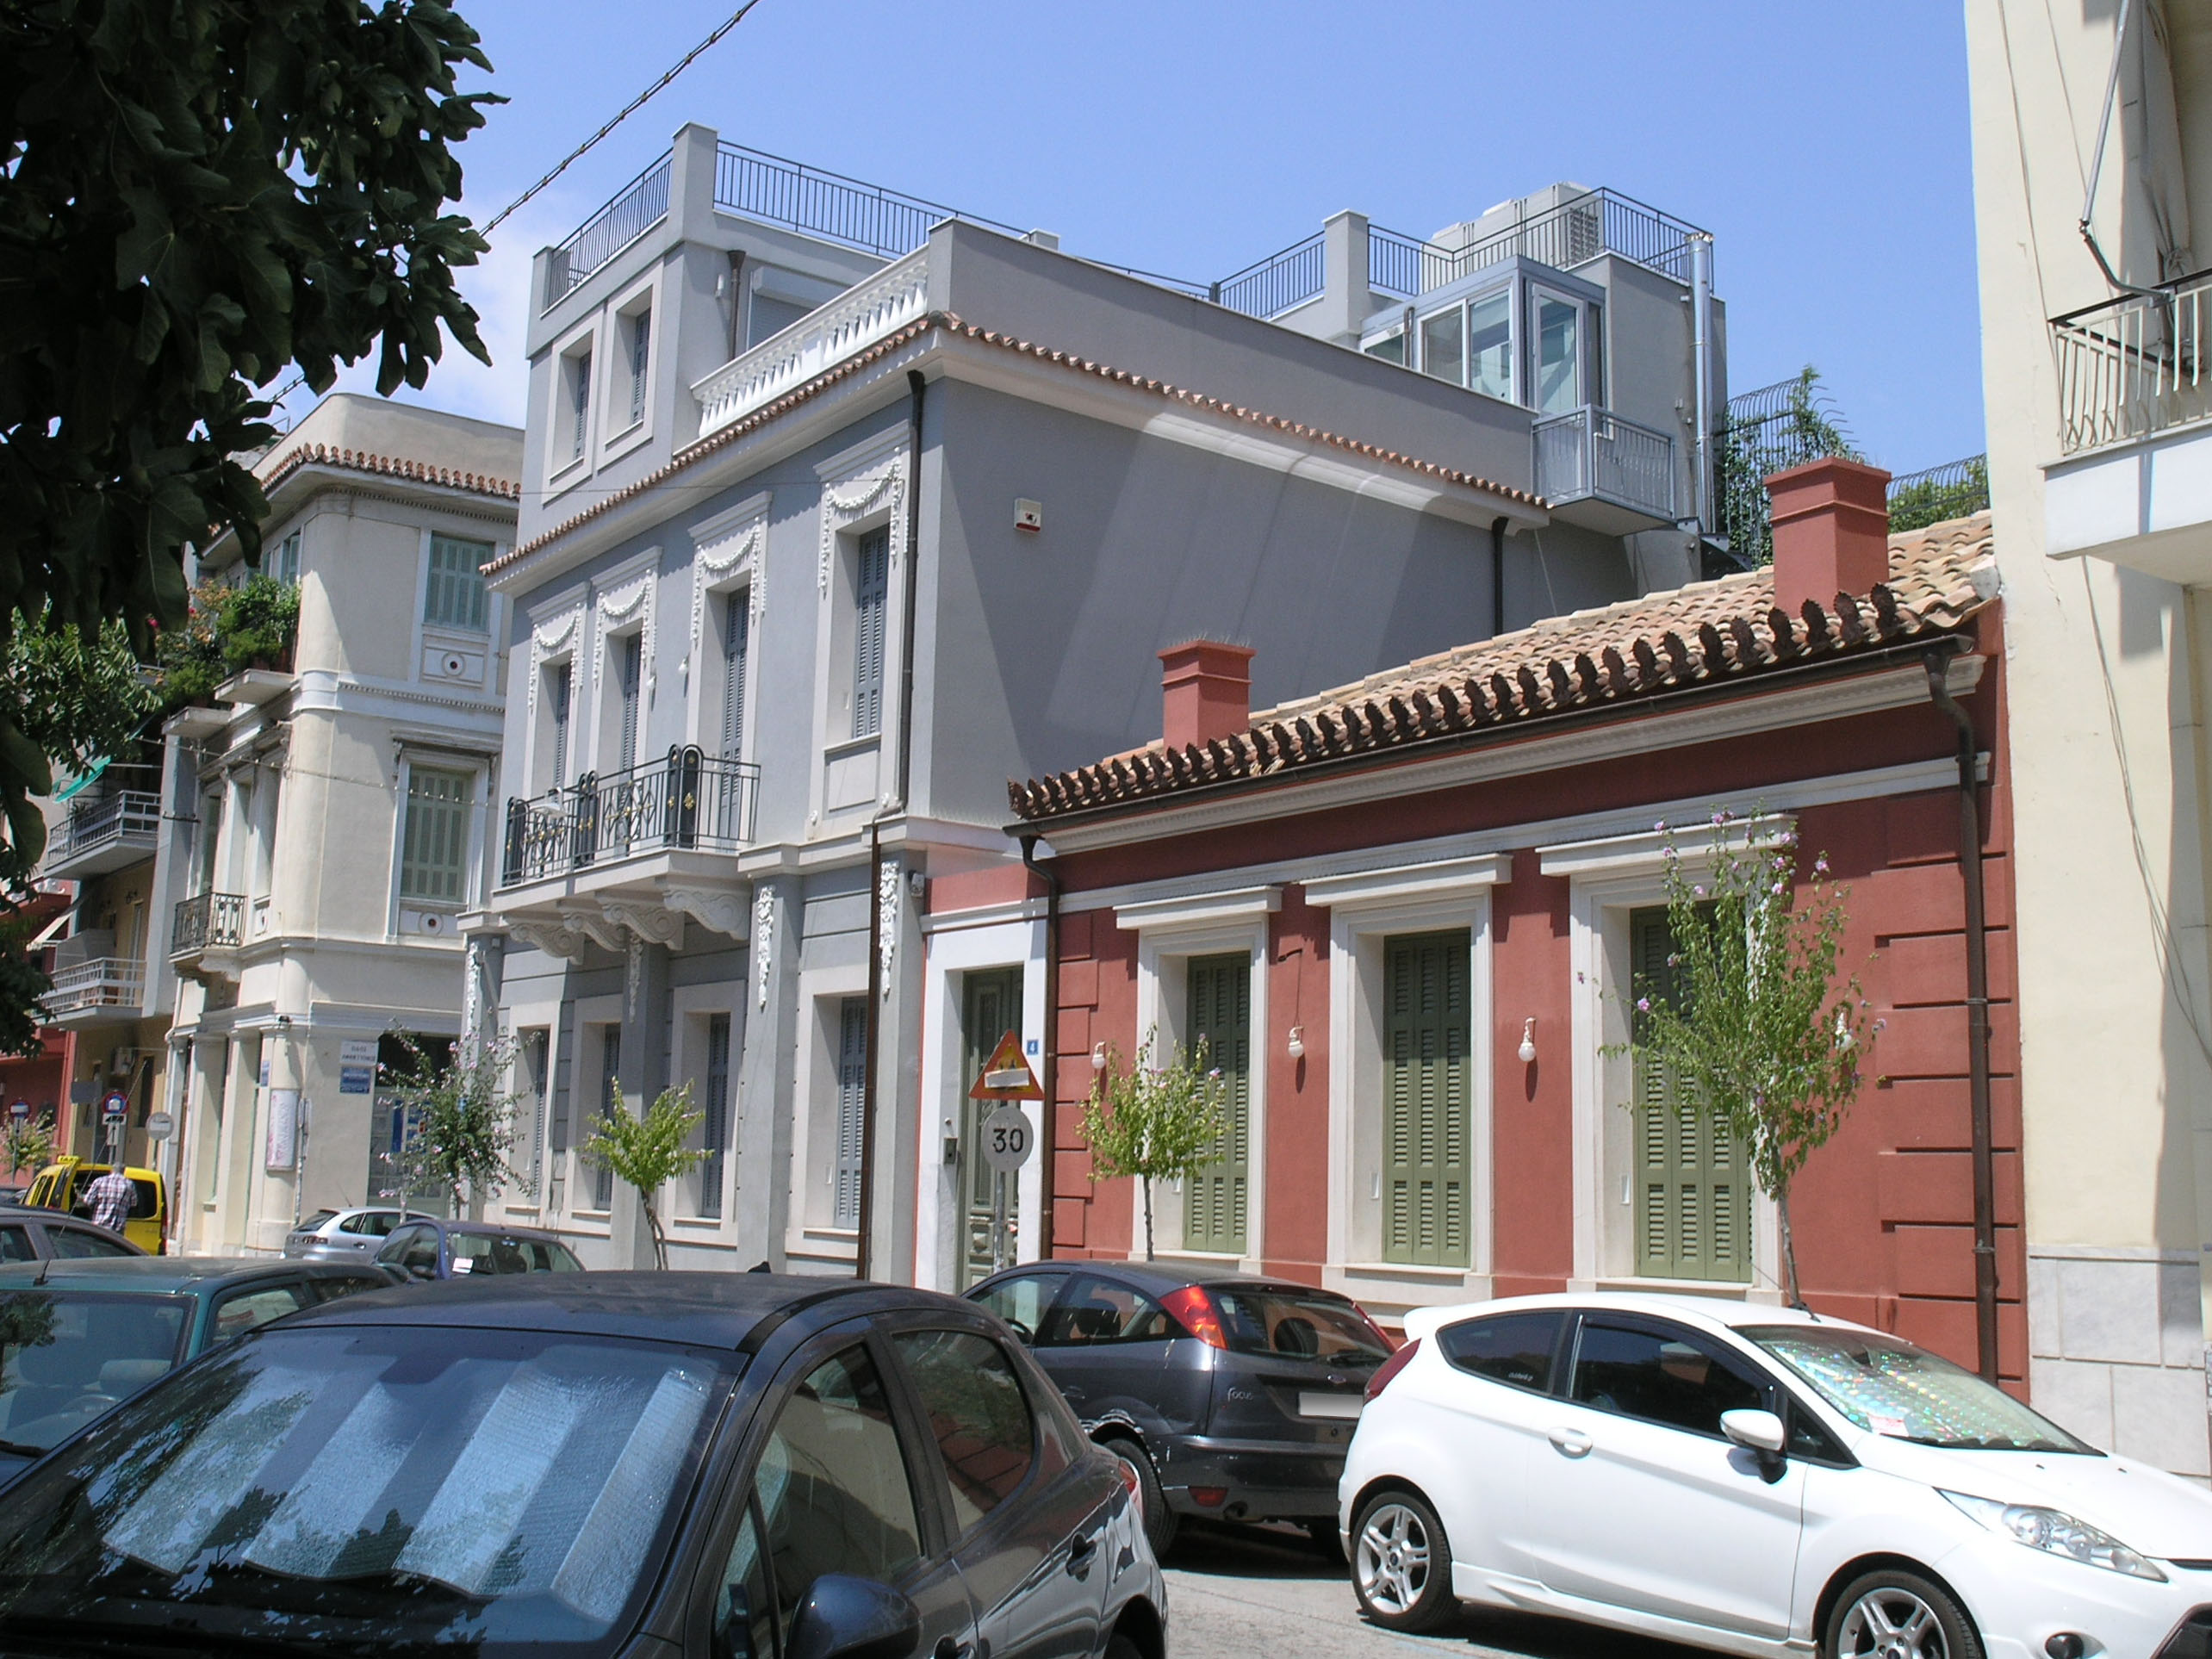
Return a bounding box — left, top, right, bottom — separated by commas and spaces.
557, 904, 628, 954
507, 916, 592, 966
601, 899, 687, 951
660, 885, 747, 941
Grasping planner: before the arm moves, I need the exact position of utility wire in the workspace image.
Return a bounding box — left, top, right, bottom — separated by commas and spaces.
483, 0, 762, 237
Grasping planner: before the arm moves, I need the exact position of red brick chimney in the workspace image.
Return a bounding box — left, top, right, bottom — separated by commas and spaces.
1766, 457, 1893, 616
1159, 640, 1255, 749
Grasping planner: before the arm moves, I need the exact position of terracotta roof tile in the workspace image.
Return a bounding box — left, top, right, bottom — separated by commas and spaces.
485, 310, 1541, 578
259, 441, 520, 502
1009, 512, 1997, 823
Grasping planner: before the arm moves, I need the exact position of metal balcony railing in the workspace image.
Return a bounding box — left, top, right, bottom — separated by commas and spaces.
171, 891, 245, 958
500, 748, 760, 887
40, 957, 145, 1019
545, 156, 674, 309
1533, 404, 1677, 523
1213, 232, 1327, 320
47, 788, 160, 872
2050, 270, 2212, 454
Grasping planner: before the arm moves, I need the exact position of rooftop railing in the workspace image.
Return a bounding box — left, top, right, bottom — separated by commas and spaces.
2051, 271, 2212, 454
545, 155, 674, 308
712, 140, 1024, 260
500, 747, 759, 888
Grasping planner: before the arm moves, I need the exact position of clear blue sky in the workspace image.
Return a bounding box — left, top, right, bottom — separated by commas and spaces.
297, 0, 1984, 475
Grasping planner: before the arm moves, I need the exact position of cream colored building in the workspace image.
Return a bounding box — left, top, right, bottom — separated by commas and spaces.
1967, 0, 2212, 1473
165, 395, 521, 1254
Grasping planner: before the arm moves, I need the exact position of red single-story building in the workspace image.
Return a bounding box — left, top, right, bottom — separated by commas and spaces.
1006, 461, 2024, 1387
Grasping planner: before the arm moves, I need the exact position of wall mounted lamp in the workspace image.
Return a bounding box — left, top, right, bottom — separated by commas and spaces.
1286, 1025, 1306, 1060
1517, 1018, 1538, 1065
1090, 1041, 1109, 1072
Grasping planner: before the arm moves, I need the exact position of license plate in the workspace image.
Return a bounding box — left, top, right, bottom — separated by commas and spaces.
1299, 1392, 1363, 1421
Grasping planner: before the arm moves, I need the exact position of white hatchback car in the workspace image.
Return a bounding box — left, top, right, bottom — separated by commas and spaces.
1341, 1293, 2212, 1659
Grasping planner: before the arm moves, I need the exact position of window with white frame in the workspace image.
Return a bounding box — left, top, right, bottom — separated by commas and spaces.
720, 589, 749, 759
271, 529, 301, 586
610, 632, 643, 773
541, 659, 575, 791
561, 342, 593, 466
398, 766, 472, 903
1401, 272, 1599, 413
833, 997, 866, 1227
424, 535, 492, 632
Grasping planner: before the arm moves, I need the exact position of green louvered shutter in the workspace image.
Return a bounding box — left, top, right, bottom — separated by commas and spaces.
1184, 954, 1251, 1254
1631, 906, 1751, 1282
1382, 931, 1470, 1266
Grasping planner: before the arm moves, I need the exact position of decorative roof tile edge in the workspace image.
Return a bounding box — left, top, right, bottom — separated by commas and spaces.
486, 309, 1544, 577
1008, 513, 1998, 824
260, 441, 522, 502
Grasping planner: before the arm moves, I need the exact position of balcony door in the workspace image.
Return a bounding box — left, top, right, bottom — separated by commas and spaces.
1530, 283, 1595, 416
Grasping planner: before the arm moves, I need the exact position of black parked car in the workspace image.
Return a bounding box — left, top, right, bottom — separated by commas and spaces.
967, 1261, 1395, 1555
0, 1202, 144, 1264
374, 1215, 585, 1280
0, 1272, 1167, 1659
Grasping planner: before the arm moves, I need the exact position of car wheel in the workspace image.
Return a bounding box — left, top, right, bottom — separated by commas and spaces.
1824, 1568, 1983, 1659
1103, 1634, 1143, 1659
1103, 1436, 1178, 1557
1351, 1490, 1455, 1632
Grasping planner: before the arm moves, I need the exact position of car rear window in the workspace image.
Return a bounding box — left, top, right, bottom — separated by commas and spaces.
0, 1291, 190, 1456
451, 1234, 580, 1275
299, 1209, 340, 1232
0, 1327, 739, 1655
1209, 1288, 1392, 1363
1437, 1311, 1563, 1393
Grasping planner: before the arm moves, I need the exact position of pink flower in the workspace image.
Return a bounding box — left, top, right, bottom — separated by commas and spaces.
1693, 884, 1706, 898
1636, 997, 1650, 1012
1873, 1018, 1888, 1033
1653, 819, 1668, 833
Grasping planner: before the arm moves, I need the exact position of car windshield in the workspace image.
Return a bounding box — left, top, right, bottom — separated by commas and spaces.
0, 1325, 740, 1656
0, 1290, 189, 1456
1210, 1287, 1392, 1364
1743, 1326, 2091, 1453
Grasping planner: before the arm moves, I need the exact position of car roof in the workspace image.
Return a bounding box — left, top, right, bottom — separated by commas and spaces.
419, 1218, 568, 1242
1399, 1290, 1878, 1345
0, 1206, 134, 1238
278, 1271, 976, 1350
979, 1258, 1357, 1302
0, 1257, 387, 1293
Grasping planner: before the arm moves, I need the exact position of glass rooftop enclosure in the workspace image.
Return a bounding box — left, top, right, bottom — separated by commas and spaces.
531, 133, 1721, 545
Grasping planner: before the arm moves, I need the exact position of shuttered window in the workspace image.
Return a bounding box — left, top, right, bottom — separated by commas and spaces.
398, 767, 471, 902
627, 308, 651, 426
834, 997, 867, 1227
615, 634, 643, 771
1184, 954, 1251, 1254
424, 535, 492, 631
547, 663, 573, 788
593, 1026, 621, 1209
700, 1012, 731, 1220
1382, 929, 1470, 1267
852, 527, 889, 739
721, 592, 749, 758
1631, 907, 1750, 1283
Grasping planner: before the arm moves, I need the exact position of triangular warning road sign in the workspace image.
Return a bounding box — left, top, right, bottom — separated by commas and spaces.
969, 1029, 1044, 1100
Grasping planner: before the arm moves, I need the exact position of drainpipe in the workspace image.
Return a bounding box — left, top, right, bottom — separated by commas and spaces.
1489, 516, 1508, 637
856, 369, 931, 1281
1690, 233, 1716, 537
1020, 834, 1059, 1264
1925, 647, 1999, 1382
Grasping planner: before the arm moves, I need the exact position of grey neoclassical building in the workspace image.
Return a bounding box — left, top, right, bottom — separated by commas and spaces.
465, 121, 1729, 1284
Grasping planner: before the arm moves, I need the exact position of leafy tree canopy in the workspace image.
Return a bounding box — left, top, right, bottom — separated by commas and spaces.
581, 1083, 706, 1270
1079, 1030, 1230, 1261
0, 0, 500, 880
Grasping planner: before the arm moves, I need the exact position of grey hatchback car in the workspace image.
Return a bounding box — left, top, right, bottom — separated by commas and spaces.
967, 1261, 1395, 1555
282, 1205, 433, 1262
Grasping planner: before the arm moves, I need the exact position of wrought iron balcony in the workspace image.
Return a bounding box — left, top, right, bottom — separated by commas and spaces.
171, 891, 245, 960
1533, 404, 1677, 528
500, 748, 760, 888
2050, 270, 2212, 454
40, 956, 146, 1022
45, 787, 160, 879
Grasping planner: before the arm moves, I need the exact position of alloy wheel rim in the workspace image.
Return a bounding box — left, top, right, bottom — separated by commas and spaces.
1355, 1502, 1430, 1615
1838, 1587, 1946, 1659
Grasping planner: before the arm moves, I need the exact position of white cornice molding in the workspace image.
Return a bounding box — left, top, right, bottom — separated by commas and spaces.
1538, 816, 1792, 880
1112, 885, 1281, 934
1302, 854, 1513, 910
1036, 655, 1986, 856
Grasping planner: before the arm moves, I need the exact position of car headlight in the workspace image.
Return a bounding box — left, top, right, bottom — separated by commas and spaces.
1941, 1490, 2167, 1581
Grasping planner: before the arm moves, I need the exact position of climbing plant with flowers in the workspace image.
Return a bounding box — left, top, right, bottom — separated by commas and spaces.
1612, 810, 1880, 1308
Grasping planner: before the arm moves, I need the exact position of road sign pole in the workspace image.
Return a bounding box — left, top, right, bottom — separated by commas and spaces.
992, 1169, 1009, 1272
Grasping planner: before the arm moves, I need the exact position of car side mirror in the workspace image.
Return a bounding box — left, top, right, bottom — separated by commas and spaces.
1721, 1407, 1788, 1480
782, 1575, 922, 1659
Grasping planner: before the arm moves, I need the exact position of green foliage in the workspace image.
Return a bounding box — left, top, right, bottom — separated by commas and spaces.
0, 910, 53, 1061
153, 575, 301, 711
1610, 811, 1878, 1306
1078, 1029, 1230, 1261
581, 1082, 706, 1270
0, 0, 500, 880
1887, 457, 1991, 534
0, 1101, 56, 1177
1715, 366, 1861, 567
2, 609, 160, 786
386, 1034, 525, 1215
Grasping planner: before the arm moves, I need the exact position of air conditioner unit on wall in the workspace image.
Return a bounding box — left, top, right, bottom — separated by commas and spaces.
109, 1046, 140, 1074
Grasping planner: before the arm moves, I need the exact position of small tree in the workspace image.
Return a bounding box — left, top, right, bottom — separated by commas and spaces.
1615, 813, 1879, 1308
581, 1082, 705, 1270
0, 1107, 56, 1181
1078, 1029, 1230, 1262
387, 1034, 525, 1216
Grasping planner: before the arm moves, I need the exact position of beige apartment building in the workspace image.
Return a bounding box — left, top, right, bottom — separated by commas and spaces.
163, 395, 521, 1253
1967, 0, 2212, 1473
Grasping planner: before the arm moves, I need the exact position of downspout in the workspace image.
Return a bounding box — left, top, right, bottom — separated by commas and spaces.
1925, 647, 2000, 1382
1489, 516, 1508, 637
855, 369, 929, 1281
1020, 834, 1059, 1264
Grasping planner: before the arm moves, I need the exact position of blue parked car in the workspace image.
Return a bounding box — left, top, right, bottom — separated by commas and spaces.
373, 1215, 585, 1280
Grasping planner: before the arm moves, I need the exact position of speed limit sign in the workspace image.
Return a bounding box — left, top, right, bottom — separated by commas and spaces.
979, 1105, 1034, 1172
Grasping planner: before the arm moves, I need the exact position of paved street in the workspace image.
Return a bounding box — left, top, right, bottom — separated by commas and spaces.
1161, 1520, 1697, 1659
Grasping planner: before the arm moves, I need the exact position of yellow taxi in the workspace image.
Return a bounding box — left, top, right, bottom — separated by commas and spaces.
23, 1157, 168, 1254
